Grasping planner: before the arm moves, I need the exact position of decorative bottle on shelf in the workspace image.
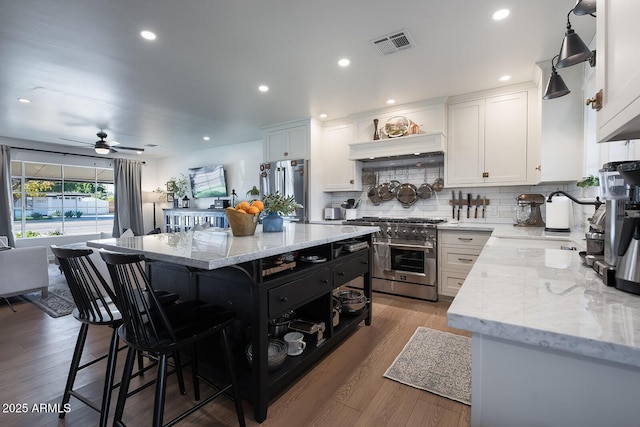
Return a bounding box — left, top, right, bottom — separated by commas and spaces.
373, 119, 380, 140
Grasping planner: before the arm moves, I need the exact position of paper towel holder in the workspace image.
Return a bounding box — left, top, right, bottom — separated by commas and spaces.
545, 190, 603, 232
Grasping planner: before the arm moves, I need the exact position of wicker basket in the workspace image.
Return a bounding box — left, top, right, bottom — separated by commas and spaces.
225, 208, 259, 236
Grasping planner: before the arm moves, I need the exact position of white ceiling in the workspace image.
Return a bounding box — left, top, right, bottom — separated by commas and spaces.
0, 0, 596, 158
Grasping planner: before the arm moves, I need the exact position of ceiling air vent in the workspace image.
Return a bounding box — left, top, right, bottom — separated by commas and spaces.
144, 144, 159, 147
370, 30, 416, 56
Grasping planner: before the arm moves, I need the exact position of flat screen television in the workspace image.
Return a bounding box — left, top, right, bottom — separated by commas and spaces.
188, 164, 228, 199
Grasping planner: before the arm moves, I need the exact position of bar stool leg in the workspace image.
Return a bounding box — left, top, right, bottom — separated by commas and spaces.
59, 323, 89, 419
97, 327, 120, 427
152, 354, 169, 427
113, 347, 137, 425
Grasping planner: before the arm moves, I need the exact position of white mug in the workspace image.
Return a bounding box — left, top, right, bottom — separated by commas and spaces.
283, 331, 306, 356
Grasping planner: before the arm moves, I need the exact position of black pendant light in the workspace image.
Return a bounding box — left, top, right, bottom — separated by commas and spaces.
543, 55, 570, 100
573, 0, 596, 16
556, 9, 593, 68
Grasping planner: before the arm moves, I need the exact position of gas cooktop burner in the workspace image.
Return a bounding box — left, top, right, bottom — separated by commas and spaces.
348, 216, 447, 225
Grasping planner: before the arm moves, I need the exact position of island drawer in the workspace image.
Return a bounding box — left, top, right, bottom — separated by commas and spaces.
268, 269, 331, 317
332, 251, 369, 288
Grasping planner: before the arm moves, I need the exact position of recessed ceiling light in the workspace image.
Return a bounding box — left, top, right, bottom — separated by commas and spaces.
386, 99, 396, 105
319, 113, 327, 119
17, 98, 31, 103
203, 136, 210, 141
498, 75, 511, 82
258, 85, 269, 92
338, 58, 350, 67
492, 9, 510, 20
140, 30, 157, 40
414, 152, 421, 156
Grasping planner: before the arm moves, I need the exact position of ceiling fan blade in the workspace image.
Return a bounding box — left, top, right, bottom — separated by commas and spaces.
115, 146, 145, 152
58, 137, 93, 146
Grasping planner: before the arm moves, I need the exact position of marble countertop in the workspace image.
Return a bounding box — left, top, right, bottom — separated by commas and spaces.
447, 224, 640, 368
87, 223, 378, 270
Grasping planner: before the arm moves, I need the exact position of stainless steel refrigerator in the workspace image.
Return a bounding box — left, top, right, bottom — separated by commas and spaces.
259, 159, 308, 222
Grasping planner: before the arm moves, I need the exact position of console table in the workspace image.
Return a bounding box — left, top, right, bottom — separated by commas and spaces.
163, 208, 229, 232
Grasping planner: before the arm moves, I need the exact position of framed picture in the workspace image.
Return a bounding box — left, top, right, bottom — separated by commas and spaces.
166, 192, 175, 202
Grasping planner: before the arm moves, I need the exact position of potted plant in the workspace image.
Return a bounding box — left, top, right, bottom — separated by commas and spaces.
261, 192, 303, 232
166, 174, 190, 208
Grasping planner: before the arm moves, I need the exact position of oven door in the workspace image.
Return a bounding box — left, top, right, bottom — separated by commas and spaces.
372, 241, 436, 286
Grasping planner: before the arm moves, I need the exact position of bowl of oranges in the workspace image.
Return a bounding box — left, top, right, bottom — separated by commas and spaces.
225, 200, 264, 236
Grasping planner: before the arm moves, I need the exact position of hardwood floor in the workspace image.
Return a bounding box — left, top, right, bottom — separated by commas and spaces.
0, 293, 471, 427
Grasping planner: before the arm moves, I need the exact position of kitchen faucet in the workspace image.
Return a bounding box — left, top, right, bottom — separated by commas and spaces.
546, 190, 603, 213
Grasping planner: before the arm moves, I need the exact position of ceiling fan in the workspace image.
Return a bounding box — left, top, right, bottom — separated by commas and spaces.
59, 131, 145, 154
93, 131, 144, 154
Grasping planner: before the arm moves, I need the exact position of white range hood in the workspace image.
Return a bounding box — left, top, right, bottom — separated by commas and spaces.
348, 132, 445, 161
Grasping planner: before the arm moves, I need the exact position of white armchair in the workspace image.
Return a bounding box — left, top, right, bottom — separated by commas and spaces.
0, 236, 49, 311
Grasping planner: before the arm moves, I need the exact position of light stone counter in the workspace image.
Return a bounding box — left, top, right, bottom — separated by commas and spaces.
445, 223, 640, 426
87, 222, 378, 270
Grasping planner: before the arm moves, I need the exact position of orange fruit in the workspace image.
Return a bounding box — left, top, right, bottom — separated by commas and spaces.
236, 207, 247, 213
236, 201, 250, 210
251, 200, 264, 211
246, 206, 260, 214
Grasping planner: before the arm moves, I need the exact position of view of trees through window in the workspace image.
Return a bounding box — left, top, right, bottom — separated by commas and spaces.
11, 161, 114, 238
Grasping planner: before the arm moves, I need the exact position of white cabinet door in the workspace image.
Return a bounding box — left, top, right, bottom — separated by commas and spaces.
264, 125, 309, 161
322, 123, 362, 192
596, 0, 640, 142
447, 91, 529, 186
447, 100, 485, 185
484, 92, 529, 183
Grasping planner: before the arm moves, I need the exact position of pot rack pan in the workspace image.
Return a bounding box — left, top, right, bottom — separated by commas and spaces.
367, 172, 382, 205
417, 167, 433, 199
432, 165, 444, 192
396, 183, 418, 208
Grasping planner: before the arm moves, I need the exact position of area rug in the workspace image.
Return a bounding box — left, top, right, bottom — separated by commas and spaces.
22, 264, 75, 318
383, 327, 471, 405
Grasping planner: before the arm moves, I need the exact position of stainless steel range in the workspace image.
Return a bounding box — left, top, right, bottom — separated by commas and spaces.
345, 216, 446, 301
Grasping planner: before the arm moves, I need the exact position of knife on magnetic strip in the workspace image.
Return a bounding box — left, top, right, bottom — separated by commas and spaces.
458, 190, 462, 220
452, 190, 456, 219
475, 194, 480, 218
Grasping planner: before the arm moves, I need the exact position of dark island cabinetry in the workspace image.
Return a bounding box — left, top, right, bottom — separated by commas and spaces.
147, 235, 372, 422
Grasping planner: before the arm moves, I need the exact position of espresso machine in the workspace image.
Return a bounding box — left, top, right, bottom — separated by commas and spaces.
615, 161, 640, 294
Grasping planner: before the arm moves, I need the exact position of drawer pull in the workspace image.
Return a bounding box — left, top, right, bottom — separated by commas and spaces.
280, 296, 288, 302
457, 282, 463, 286
457, 258, 474, 262
457, 237, 473, 241
360, 260, 368, 264
338, 272, 345, 276
322, 279, 329, 284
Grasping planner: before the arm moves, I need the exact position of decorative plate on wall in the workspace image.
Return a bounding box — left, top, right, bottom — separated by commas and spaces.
384, 116, 410, 138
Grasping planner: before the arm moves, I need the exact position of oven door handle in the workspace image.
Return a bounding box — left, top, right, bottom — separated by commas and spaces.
386, 242, 434, 250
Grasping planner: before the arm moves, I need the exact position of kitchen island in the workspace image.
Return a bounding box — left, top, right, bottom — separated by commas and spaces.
87, 222, 378, 422
447, 225, 640, 427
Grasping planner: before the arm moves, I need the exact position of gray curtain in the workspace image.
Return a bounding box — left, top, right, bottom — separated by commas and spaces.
0, 145, 15, 247
112, 158, 144, 237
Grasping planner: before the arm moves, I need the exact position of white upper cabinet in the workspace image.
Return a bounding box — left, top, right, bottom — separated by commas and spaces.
322, 122, 362, 192
264, 123, 309, 161
595, 0, 640, 142
447, 86, 537, 186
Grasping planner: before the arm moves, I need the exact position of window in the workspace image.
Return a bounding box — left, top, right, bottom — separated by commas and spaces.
11, 161, 114, 238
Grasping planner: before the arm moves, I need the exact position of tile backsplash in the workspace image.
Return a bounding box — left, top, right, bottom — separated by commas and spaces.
330, 166, 599, 230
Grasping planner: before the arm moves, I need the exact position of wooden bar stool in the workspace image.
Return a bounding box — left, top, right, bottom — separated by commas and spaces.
100, 250, 246, 427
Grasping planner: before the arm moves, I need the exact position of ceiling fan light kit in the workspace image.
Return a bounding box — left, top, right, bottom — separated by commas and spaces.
93, 131, 144, 155
543, 5, 595, 100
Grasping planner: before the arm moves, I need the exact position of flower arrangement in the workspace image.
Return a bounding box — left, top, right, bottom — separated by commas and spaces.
166, 174, 190, 198
262, 192, 303, 216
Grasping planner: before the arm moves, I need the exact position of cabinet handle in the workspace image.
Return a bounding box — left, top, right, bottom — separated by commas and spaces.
338, 272, 345, 276
284, 151, 289, 156
457, 282, 463, 286
349, 179, 354, 184
360, 260, 368, 264
280, 296, 288, 302
586, 89, 603, 111
457, 258, 474, 262
457, 237, 473, 241
535, 165, 542, 171
322, 279, 329, 284
482, 172, 489, 178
